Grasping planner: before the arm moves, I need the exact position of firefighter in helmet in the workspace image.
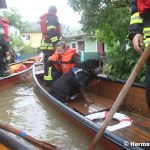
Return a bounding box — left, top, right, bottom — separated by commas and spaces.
40, 5, 61, 84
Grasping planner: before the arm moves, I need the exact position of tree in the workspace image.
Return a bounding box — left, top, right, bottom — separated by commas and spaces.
1, 8, 31, 32
61, 24, 83, 37
68, 0, 145, 84
1, 8, 33, 53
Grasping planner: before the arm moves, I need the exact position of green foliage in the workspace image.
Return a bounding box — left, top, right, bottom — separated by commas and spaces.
105, 44, 146, 84
1, 8, 33, 54
1, 8, 31, 32
9, 33, 24, 49
68, 0, 146, 84
21, 45, 34, 54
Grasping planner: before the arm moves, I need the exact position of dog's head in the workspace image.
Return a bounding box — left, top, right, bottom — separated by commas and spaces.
77, 59, 102, 75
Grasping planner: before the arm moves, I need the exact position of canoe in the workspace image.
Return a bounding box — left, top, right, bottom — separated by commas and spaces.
0, 56, 42, 89
32, 63, 150, 150
0, 129, 35, 150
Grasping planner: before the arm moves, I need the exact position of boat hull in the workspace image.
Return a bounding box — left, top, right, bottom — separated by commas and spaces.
0, 58, 41, 90
33, 64, 144, 150
0, 67, 32, 90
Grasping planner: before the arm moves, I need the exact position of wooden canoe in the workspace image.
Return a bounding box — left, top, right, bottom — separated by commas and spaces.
0, 129, 35, 150
0, 56, 42, 90
32, 64, 150, 150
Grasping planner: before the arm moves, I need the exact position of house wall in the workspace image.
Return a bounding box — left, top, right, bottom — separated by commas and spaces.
65, 38, 100, 60
85, 39, 97, 52
65, 38, 97, 52
66, 40, 76, 49
22, 32, 42, 48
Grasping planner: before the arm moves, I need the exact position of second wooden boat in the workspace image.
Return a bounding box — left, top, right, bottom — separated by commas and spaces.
0, 56, 42, 90
0, 129, 35, 150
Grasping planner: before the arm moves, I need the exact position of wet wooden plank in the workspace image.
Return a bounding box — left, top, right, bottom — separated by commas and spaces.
0, 143, 10, 150
68, 93, 114, 115
113, 112, 150, 143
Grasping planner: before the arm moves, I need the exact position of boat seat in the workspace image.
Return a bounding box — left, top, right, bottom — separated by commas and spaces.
68, 93, 114, 115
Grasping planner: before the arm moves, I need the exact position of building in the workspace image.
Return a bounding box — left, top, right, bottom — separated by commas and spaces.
64, 34, 105, 60
22, 22, 42, 49
22, 22, 105, 61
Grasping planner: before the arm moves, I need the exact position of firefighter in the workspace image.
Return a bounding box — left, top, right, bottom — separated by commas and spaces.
0, 18, 10, 77
45, 41, 80, 85
40, 5, 61, 84
129, 0, 150, 108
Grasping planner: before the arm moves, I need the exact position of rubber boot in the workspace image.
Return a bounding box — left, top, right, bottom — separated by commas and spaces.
44, 66, 53, 86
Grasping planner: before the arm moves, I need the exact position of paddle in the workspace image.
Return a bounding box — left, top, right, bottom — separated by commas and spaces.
88, 42, 150, 150
0, 123, 57, 150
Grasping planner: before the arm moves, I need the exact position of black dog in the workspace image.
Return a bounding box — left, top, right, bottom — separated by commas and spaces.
49, 59, 101, 104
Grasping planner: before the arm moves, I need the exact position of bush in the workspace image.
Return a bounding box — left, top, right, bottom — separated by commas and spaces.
21, 44, 34, 54
9, 33, 24, 49
105, 42, 146, 84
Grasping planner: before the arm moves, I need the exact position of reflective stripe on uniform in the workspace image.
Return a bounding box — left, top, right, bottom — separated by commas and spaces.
40, 46, 54, 50
144, 27, 150, 46
130, 12, 143, 25
50, 36, 58, 42
44, 75, 53, 80
44, 67, 53, 81
47, 25, 56, 30
144, 38, 150, 47
40, 43, 51, 46
40, 42, 54, 50
144, 27, 150, 36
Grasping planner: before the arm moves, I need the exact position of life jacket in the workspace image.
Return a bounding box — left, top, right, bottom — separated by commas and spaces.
0, 19, 9, 42
137, 0, 150, 14
40, 12, 61, 40
50, 48, 79, 73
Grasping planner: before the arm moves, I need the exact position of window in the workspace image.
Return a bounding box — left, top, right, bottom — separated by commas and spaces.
22, 34, 30, 40
72, 43, 77, 48
26, 35, 30, 40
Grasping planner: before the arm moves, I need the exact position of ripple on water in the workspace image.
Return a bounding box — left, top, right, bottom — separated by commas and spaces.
0, 80, 105, 150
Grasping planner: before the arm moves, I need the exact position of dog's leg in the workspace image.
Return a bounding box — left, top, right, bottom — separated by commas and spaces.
80, 86, 93, 105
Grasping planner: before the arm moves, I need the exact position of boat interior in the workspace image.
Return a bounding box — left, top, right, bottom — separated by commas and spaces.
35, 64, 150, 145
8, 60, 36, 75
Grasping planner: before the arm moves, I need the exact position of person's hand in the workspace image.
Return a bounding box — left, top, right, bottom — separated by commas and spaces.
132, 34, 143, 54
48, 56, 51, 61
5, 51, 10, 57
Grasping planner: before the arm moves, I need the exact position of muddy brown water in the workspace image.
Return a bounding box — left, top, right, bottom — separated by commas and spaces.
0, 79, 105, 150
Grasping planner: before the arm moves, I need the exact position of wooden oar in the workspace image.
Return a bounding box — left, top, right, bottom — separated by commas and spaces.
0, 123, 57, 150
88, 42, 150, 150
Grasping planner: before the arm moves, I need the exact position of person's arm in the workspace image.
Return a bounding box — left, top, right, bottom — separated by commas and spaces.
129, 0, 143, 53
71, 53, 81, 65
129, 0, 143, 39
46, 16, 59, 47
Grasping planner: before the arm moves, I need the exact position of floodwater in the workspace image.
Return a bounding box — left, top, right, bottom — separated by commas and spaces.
0, 79, 105, 150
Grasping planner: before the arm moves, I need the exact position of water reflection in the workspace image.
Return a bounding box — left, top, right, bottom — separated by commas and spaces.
0, 80, 104, 150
